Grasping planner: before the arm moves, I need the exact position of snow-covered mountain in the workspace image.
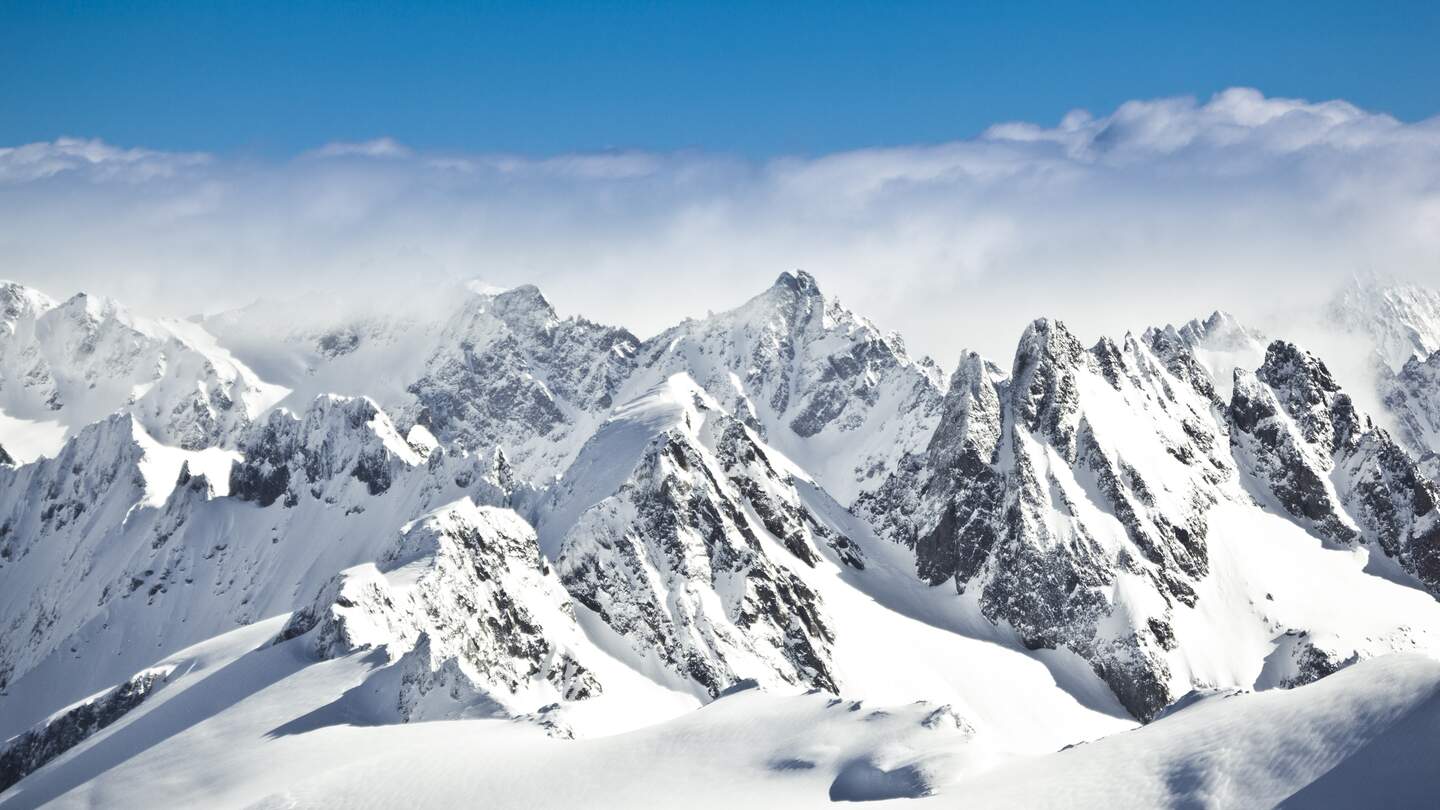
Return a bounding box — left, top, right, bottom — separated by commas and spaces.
858, 315, 1440, 721
0, 281, 285, 462
618, 271, 945, 505
7, 272, 1440, 807
1327, 274, 1440, 372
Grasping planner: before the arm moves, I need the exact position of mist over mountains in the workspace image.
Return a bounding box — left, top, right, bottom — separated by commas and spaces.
4, 87, 1440, 364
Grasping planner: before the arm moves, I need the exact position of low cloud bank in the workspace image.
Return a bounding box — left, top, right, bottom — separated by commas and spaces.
3, 88, 1438, 363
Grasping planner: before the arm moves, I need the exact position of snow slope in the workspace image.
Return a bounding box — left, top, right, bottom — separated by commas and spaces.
4, 627, 1436, 809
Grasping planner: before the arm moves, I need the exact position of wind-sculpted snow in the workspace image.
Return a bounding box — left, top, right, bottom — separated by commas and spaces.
0, 281, 284, 460
1232, 340, 1440, 592
550, 375, 859, 698
280, 499, 600, 722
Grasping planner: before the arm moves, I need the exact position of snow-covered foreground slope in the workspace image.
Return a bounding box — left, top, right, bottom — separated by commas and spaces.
4, 618, 1437, 809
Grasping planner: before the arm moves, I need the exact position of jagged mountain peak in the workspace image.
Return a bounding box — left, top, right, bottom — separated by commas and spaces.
1140, 309, 1256, 348
1230, 337, 1440, 594
770, 269, 822, 298
0, 280, 285, 459
862, 316, 1250, 719
280, 497, 601, 721
1256, 339, 1342, 392
1142, 310, 1268, 403
230, 393, 420, 507
1383, 348, 1440, 462
1009, 317, 1090, 449
725, 269, 828, 334
548, 370, 859, 699
1249, 339, 1367, 455
406, 282, 639, 480
485, 283, 558, 327
16, 270, 1440, 804
1326, 272, 1440, 370
1012, 317, 1102, 382
0, 280, 57, 328
925, 350, 1005, 473
626, 271, 944, 505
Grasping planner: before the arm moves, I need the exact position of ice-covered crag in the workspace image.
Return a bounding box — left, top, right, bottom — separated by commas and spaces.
546, 374, 861, 699
862, 319, 1228, 719
1232, 340, 1440, 591
280, 499, 601, 723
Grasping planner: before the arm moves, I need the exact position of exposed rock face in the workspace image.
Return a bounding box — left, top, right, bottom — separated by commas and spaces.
0, 282, 279, 452
551, 375, 848, 699
230, 395, 420, 507
1232, 341, 1440, 590
281, 500, 600, 718
405, 285, 639, 481
0, 666, 172, 792
1259, 630, 1364, 691
862, 319, 1230, 720
623, 271, 945, 505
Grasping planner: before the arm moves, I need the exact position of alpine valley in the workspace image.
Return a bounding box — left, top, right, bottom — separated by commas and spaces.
4, 271, 1440, 809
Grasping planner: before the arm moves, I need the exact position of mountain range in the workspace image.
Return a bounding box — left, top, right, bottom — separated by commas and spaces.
3, 271, 1440, 808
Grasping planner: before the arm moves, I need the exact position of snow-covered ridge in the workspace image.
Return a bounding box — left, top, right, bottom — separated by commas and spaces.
0, 280, 286, 462
620, 271, 945, 505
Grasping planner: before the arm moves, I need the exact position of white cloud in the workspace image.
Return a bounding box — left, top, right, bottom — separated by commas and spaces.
306, 137, 413, 160
0, 136, 210, 184
3, 88, 1439, 366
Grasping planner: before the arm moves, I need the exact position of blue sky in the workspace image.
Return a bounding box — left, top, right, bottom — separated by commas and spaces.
3, 1, 1438, 156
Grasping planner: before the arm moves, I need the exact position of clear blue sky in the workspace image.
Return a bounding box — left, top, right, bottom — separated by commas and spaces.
3, 1, 1438, 156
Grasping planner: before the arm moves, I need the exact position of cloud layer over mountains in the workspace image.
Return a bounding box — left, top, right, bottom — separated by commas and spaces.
3, 87, 1439, 362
